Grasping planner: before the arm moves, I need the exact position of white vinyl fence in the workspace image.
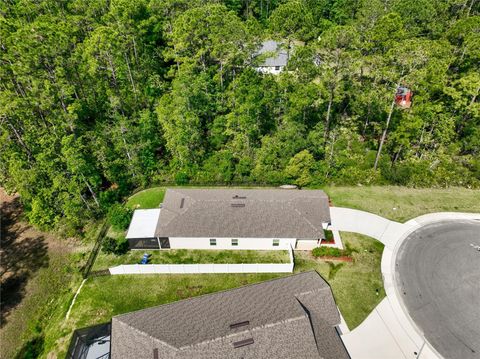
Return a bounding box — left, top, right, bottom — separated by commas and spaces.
109, 246, 294, 275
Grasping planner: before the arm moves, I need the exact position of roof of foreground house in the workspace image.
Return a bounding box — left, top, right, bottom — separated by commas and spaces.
155, 188, 330, 239
111, 271, 349, 359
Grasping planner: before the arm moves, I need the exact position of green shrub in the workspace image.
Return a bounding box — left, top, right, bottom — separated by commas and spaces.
107, 204, 132, 230
115, 237, 129, 255
102, 237, 117, 254
102, 237, 129, 255
175, 171, 190, 185
324, 230, 334, 241
327, 261, 345, 280
312, 246, 343, 257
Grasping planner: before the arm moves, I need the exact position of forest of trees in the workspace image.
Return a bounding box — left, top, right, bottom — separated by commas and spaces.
1, 0, 479, 233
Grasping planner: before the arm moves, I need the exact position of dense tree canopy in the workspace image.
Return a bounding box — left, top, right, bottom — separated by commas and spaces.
1, 0, 479, 233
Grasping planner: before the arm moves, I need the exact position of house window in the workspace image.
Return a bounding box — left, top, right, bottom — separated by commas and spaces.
275, 66, 280, 71
231, 239, 238, 246
210, 239, 216, 246
273, 239, 280, 247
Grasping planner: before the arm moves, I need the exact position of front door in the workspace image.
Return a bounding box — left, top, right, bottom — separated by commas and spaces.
159, 237, 170, 249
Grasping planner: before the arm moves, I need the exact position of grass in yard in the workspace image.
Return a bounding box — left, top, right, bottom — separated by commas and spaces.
324, 186, 480, 222
105, 226, 125, 239
93, 249, 290, 270
125, 187, 166, 209
294, 232, 385, 329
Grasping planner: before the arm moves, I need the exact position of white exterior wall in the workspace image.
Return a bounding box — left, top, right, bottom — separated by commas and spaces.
296, 239, 321, 250
168, 237, 296, 250
255, 66, 283, 75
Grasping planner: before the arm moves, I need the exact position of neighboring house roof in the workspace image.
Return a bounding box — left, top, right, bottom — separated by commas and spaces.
155, 188, 330, 239
255, 40, 288, 67
111, 271, 349, 359
126, 209, 161, 239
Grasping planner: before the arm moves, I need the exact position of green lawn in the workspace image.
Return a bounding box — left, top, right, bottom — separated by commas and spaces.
125, 187, 166, 209
93, 249, 290, 270
325, 186, 480, 222
294, 232, 385, 329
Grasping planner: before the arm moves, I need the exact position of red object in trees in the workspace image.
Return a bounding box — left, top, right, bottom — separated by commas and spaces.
395, 87, 413, 109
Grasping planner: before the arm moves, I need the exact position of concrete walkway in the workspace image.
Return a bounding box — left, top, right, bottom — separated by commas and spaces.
330, 207, 480, 359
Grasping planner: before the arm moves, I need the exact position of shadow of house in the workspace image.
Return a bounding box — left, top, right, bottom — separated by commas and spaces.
1, 196, 49, 327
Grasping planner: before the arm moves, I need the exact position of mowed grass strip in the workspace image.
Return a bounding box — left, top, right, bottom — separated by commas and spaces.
325, 186, 480, 222
93, 249, 290, 270
125, 187, 166, 209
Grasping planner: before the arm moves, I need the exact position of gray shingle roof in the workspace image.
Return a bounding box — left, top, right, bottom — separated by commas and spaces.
255, 40, 288, 67
111, 271, 349, 359
155, 188, 330, 239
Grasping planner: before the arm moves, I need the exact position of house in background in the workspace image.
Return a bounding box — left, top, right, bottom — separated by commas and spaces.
110, 271, 349, 359
254, 40, 289, 75
126, 188, 331, 251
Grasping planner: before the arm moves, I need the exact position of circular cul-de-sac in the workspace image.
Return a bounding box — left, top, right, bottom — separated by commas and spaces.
395, 220, 480, 359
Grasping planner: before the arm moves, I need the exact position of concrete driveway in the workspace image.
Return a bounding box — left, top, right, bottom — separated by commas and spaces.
330, 207, 480, 359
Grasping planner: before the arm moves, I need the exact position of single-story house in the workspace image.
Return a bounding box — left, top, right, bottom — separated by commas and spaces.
254, 40, 289, 75
126, 188, 331, 251
110, 271, 349, 358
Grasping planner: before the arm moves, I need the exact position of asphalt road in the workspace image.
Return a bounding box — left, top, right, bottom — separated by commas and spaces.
395, 220, 480, 359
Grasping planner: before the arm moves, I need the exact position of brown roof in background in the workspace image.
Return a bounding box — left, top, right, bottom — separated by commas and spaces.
111, 271, 349, 359
155, 188, 330, 239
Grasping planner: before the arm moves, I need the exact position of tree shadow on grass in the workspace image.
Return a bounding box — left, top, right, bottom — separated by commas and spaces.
1, 196, 49, 328
13, 334, 45, 359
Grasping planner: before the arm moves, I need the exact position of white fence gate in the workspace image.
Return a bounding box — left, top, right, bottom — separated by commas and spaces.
109, 246, 294, 275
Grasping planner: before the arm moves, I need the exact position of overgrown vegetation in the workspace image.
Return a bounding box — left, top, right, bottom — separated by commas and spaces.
106, 204, 132, 231
2, 1, 479, 233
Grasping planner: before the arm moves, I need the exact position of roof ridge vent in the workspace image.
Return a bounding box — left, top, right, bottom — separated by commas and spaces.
233, 338, 254, 348
229, 320, 250, 329
231, 203, 245, 207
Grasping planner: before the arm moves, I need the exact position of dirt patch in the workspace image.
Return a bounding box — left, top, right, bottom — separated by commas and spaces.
303, 250, 353, 262
316, 256, 353, 262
